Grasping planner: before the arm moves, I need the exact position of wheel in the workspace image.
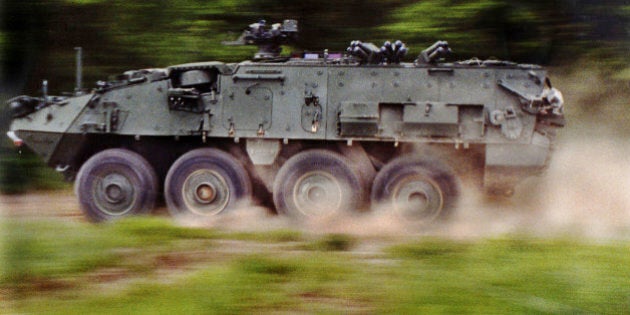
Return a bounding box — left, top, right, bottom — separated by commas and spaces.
273, 149, 362, 218
164, 148, 251, 218
371, 156, 459, 222
75, 148, 158, 222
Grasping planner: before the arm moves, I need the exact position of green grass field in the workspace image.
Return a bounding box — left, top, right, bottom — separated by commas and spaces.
2, 217, 629, 314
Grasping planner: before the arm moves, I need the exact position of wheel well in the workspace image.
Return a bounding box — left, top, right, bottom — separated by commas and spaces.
70, 137, 485, 205
70, 135, 263, 207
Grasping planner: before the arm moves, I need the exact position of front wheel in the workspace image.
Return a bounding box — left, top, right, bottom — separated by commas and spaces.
164, 148, 252, 218
75, 148, 158, 222
371, 156, 459, 223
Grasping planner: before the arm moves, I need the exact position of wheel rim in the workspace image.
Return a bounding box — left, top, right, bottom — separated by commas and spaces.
182, 169, 230, 216
292, 171, 343, 217
93, 172, 136, 216
391, 174, 444, 222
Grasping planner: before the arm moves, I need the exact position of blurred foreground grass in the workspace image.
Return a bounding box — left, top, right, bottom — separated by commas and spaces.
1, 217, 629, 313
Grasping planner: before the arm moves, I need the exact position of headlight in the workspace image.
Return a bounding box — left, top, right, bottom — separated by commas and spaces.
6, 131, 23, 147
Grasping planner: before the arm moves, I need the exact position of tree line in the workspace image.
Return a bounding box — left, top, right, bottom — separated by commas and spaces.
1, 0, 628, 193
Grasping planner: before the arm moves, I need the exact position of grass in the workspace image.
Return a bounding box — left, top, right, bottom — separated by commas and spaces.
301, 233, 357, 251
383, 237, 630, 313
2, 218, 629, 314
220, 229, 304, 243
0, 218, 217, 287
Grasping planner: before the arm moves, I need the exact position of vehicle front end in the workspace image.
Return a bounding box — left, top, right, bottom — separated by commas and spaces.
7, 93, 94, 176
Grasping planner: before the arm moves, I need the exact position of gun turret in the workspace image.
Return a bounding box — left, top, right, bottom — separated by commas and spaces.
223, 19, 298, 60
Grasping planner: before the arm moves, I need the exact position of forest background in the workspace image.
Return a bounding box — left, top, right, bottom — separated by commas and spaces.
1, 0, 628, 192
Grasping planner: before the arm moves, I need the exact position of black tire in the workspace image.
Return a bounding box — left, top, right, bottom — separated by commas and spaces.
164, 148, 251, 218
273, 149, 363, 218
75, 148, 158, 222
371, 156, 459, 223
337, 144, 376, 208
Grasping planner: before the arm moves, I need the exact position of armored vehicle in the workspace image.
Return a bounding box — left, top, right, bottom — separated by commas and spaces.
7, 20, 565, 222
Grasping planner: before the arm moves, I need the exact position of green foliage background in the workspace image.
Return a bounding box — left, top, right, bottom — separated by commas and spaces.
1, 0, 629, 192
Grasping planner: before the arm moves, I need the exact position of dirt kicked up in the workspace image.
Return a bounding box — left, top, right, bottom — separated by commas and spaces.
1, 135, 629, 241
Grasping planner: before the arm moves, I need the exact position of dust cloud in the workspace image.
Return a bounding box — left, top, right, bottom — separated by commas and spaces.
512, 136, 630, 239
431, 136, 630, 240
174, 135, 630, 241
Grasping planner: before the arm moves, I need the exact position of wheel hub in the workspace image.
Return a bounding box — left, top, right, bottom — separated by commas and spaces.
194, 183, 217, 204
293, 172, 342, 217
407, 191, 429, 209
94, 172, 136, 216
306, 185, 326, 201
105, 184, 123, 203
182, 169, 230, 216
393, 175, 443, 221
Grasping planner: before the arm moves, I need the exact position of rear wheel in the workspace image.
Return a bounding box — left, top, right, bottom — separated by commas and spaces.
273, 150, 362, 218
371, 156, 459, 222
75, 148, 158, 222
164, 148, 251, 218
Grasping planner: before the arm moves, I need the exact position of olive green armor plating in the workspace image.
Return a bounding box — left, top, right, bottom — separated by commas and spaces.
7, 20, 565, 222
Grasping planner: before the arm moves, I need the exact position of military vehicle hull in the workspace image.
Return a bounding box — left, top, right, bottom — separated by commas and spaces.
7, 25, 564, 222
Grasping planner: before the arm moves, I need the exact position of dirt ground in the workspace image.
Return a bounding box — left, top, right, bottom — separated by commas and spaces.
0, 190, 82, 220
